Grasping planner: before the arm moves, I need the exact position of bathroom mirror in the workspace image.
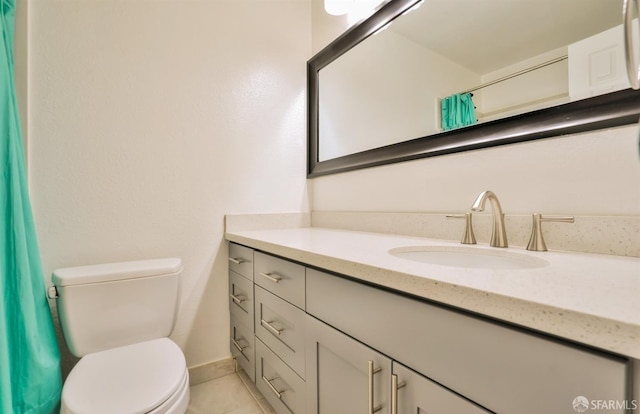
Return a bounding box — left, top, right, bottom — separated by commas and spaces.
308, 0, 640, 177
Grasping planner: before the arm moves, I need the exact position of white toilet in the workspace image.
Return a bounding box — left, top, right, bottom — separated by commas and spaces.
50, 258, 190, 414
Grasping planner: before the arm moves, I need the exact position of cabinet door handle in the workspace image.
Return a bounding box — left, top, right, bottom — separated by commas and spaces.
368, 360, 382, 414
232, 338, 246, 353
228, 257, 244, 265
262, 376, 284, 399
230, 293, 245, 304
259, 272, 282, 283
624, 0, 640, 89
261, 319, 283, 336
391, 374, 406, 414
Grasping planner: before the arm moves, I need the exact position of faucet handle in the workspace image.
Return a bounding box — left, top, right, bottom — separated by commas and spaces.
526, 213, 575, 252
446, 213, 477, 245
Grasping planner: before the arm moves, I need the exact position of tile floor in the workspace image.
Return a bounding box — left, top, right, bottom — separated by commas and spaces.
187, 369, 276, 414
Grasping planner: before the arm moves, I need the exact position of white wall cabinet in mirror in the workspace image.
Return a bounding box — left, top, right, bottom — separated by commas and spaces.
308, 0, 640, 177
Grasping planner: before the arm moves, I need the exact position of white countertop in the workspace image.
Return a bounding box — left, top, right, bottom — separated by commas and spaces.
225, 227, 640, 359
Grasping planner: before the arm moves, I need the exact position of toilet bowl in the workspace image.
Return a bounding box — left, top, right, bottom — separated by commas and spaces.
50, 259, 189, 414
60, 339, 189, 414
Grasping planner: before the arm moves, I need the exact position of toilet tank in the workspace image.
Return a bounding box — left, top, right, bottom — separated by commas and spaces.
52, 258, 183, 357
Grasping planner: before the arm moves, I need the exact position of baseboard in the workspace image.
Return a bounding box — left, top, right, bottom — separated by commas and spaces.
188, 357, 235, 386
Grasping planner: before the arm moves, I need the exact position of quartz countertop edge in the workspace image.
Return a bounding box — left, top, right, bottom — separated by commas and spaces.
225, 227, 640, 360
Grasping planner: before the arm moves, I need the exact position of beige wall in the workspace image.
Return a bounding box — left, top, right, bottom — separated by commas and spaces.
28, 0, 311, 371
311, 125, 640, 215
19, 0, 640, 378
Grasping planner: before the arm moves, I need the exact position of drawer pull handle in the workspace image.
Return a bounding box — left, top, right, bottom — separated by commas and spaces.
228, 257, 244, 265
230, 294, 246, 304
232, 338, 246, 353
261, 319, 283, 336
368, 361, 382, 414
259, 272, 282, 283
262, 375, 284, 399
391, 374, 406, 414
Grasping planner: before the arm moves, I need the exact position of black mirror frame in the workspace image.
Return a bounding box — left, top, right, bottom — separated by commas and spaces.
307, 0, 640, 178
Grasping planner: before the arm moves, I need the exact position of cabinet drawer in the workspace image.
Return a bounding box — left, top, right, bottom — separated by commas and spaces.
229, 243, 254, 280
256, 338, 306, 414
230, 316, 255, 382
229, 270, 254, 329
307, 269, 629, 414
255, 285, 306, 378
255, 251, 305, 309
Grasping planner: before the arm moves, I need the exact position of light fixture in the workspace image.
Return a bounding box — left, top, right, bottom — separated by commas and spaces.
325, 0, 385, 17
324, 0, 356, 16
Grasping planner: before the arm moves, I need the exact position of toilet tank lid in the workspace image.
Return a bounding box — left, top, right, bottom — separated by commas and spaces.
52, 258, 182, 287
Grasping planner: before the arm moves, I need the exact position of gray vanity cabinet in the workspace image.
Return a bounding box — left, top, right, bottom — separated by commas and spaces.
305, 314, 391, 414
228, 242, 631, 414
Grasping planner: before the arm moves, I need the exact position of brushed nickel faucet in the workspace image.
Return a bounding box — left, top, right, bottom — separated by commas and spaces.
446, 213, 477, 244
526, 213, 574, 251
471, 190, 508, 248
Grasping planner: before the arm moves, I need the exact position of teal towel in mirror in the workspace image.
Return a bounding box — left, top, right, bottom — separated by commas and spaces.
441, 92, 478, 131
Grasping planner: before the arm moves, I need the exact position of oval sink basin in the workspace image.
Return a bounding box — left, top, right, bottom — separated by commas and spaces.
389, 246, 549, 270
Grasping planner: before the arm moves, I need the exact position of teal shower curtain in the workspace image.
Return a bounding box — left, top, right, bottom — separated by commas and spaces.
1, 1, 62, 413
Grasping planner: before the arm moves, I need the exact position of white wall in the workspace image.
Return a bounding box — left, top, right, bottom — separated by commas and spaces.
28, 0, 310, 372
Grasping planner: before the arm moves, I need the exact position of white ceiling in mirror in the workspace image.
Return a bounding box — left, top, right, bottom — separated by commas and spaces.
390, 0, 623, 74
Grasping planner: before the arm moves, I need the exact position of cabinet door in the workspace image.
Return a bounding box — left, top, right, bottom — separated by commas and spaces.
306, 315, 391, 414
392, 362, 490, 414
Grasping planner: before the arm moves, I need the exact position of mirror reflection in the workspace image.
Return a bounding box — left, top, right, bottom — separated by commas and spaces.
318, 0, 626, 162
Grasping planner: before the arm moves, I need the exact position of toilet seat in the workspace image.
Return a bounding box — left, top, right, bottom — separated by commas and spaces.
61, 338, 188, 414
